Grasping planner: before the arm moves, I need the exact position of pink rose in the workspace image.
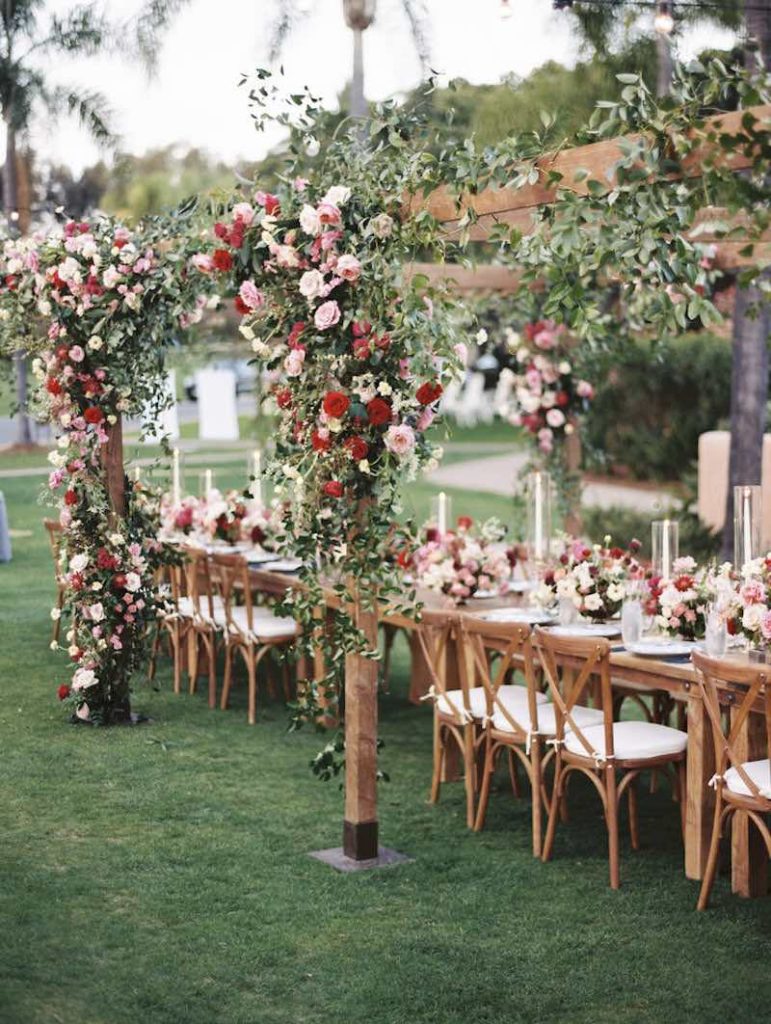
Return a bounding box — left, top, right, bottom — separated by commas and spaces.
284, 349, 306, 377
384, 423, 416, 457
232, 202, 255, 225
317, 202, 341, 226
577, 380, 594, 399
416, 407, 435, 432
314, 300, 341, 331
545, 408, 565, 429
239, 280, 264, 310
68, 346, 85, 363
761, 610, 771, 640
192, 253, 213, 273
336, 254, 361, 282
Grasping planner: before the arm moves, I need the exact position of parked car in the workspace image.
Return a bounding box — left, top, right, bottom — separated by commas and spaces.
183, 359, 257, 401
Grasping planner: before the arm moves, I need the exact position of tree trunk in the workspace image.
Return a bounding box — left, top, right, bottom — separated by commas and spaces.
721, 3, 771, 560
655, 31, 673, 98
350, 26, 366, 119
3, 121, 33, 446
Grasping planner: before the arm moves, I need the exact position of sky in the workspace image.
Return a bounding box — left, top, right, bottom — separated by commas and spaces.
29, 0, 737, 174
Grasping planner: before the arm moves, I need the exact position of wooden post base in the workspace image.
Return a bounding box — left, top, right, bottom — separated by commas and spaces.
343, 818, 379, 861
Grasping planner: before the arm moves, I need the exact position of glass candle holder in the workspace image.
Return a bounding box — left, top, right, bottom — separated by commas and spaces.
734, 484, 762, 568
431, 491, 452, 536
170, 447, 183, 504
526, 470, 552, 565
651, 519, 678, 580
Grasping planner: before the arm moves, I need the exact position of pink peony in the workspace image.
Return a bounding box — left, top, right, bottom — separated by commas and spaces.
336, 254, 361, 282
384, 423, 416, 457
238, 280, 264, 310
314, 300, 341, 331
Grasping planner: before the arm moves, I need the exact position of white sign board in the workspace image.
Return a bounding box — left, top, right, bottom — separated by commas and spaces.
141, 370, 180, 443
196, 368, 239, 441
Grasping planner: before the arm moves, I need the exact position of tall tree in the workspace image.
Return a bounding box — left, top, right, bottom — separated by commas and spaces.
0, 0, 186, 445
722, 1, 771, 559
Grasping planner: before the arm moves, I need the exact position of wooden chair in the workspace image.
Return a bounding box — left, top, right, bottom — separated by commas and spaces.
470, 618, 604, 856
43, 518, 66, 643
535, 628, 687, 889
421, 611, 549, 829
182, 547, 226, 709
154, 558, 196, 696
692, 652, 771, 910
212, 553, 300, 725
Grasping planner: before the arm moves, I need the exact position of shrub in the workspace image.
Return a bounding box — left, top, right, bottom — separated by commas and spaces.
583, 333, 732, 482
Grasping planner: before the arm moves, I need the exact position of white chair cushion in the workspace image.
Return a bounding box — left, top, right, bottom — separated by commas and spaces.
724, 759, 771, 799
492, 701, 604, 736
437, 684, 547, 720
565, 720, 687, 761
228, 605, 299, 641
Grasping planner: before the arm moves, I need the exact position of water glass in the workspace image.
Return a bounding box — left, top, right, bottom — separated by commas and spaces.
621, 598, 643, 646
558, 597, 578, 626
704, 609, 727, 658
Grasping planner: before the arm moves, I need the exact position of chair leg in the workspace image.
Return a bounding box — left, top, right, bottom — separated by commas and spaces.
247, 651, 258, 725
220, 642, 234, 711
531, 741, 543, 858
508, 749, 522, 799
473, 740, 496, 832
463, 725, 477, 829
172, 625, 182, 695
148, 627, 161, 682
207, 632, 217, 709
677, 760, 687, 844
542, 759, 563, 863
606, 767, 621, 890
188, 632, 200, 694
697, 797, 727, 911
429, 715, 443, 804
628, 778, 640, 851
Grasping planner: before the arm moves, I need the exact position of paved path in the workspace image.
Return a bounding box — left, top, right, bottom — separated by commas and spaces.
426, 450, 678, 512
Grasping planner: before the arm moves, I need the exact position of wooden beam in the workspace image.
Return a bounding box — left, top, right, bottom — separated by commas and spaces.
405, 262, 523, 293
410, 106, 771, 230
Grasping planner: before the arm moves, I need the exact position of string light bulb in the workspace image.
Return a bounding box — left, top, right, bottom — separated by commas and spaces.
654, 1, 674, 34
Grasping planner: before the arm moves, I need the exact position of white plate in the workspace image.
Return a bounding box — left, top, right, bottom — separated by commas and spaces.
508, 580, 536, 594
470, 589, 504, 600
478, 608, 555, 625
246, 550, 279, 564
626, 639, 696, 658
548, 623, 622, 638
262, 558, 303, 573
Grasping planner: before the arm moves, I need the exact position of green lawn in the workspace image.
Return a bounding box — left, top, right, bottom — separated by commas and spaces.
0, 472, 770, 1024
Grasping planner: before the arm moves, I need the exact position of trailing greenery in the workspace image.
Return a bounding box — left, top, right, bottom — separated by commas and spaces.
584, 332, 733, 481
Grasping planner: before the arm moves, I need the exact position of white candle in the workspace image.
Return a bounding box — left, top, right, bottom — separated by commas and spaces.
438, 491, 447, 535
251, 448, 264, 507
204, 469, 213, 496
171, 448, 181, 504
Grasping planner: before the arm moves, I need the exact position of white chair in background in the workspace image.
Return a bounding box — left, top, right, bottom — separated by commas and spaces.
455, 372, 490, 427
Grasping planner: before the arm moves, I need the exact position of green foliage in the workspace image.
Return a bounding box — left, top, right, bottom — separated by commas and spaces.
584, 333, 733, 481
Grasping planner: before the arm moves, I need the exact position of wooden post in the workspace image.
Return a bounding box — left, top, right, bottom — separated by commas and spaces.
343, 588, 380, 860
101, 416, 126, 523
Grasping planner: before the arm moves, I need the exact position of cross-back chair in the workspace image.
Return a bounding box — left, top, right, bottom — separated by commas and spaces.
152, 556, 196, 696
43, 518, 66, 643
469, 618, 604, 855
181, 546, 225, 709
211, 552, 299, 725
535, 628, 687, 889
692, 651, 771, 910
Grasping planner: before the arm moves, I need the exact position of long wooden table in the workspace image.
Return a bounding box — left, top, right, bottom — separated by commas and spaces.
248, 566, 768, 898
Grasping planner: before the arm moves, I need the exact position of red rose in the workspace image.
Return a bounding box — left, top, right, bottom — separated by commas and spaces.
276, 388, 292, 409
374, 333, 390, 352
323, 481, 344, 498
234, 295, 250, 315
4, 275, 17, 290
84, 406, 104, 425
322, 391, 350, 419
57, 684, 71, 701
352, 337, 371, 360
416, 381, 443, 406
352, 320, 372, 337
54, 345, 69, 362
366, 397, 392, 426
344, 436, 369, 461
45, 377, 62, 396
230, 221, 246, 249
113, 573, 128, 591
64, 489, 77, 506
264, 194, 281, 216
311, 430, 331, 453
250, 525, 266, 545
556, 390, 570, 407
97, 548, 118, 570
69, 573, 84, 591
214, 222, 229, 240
212, 249, 233, 272
457, 515, 473, 530
288, 321, 307, 346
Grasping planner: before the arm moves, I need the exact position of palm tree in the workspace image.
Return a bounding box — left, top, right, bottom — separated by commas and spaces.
0, 0, 187, 445
269, 0, 429, 119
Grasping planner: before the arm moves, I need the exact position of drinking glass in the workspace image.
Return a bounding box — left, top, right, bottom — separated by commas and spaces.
558, 597, 578, 626
704, 607, 727, 658
621, 598, 643, 646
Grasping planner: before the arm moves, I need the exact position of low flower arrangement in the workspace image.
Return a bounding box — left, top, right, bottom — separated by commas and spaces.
502, 319, 594, 457
726, 555, 771, 649
645, 557, 717, 641
412, 517, 511, 604
160, 490, 287, 550
535, 536, 643, 621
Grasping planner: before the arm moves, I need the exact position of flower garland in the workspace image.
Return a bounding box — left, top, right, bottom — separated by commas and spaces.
1, 214, 211, 723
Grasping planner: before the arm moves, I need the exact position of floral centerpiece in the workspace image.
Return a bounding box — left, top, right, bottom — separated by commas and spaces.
535, 536, 643, 621
502, 319, 594, 457
160, 490, 287, 551
646, 557, 709, 641
727, 555, 771, 649
412, 517, 511, 604
2, 214, 210, 723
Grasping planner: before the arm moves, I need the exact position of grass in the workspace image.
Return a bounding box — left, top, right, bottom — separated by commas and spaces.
1, 470, 770, 1023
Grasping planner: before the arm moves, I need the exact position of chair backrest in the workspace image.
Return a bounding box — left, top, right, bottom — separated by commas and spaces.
414, 609, 463, 719
534, 628, 613, 759
43, 518, 65, 581
182, 545, 217, 622
692, 651, 771, 802
210, 552, 252, 634
458, 616, 539, 735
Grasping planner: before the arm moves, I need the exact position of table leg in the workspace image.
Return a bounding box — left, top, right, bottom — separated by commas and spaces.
685, 694, 715, 881
731, 705, 768, 898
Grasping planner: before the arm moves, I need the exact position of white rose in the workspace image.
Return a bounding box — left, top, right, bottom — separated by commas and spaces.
88, 602, 105, 622
299, 269, 325, 300
299, 204, 322, 236
50, 607, 62, 621
125, 571, 142, 593
70, 553, 88, 573
584, 592, 604, 611
88, 335, 103, 351
323, 185, 351, 207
